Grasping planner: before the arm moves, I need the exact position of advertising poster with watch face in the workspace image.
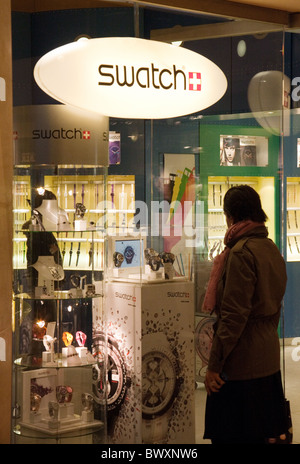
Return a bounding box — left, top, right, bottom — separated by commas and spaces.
93, 282, 142, 444
141, 281, 195, 444
115, 239, 142, 268
195, 314, 216, 382
102, 280, 195, 444
220, 135, 268, 167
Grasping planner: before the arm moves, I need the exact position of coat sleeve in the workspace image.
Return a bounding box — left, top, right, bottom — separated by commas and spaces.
207, 247, 256, 374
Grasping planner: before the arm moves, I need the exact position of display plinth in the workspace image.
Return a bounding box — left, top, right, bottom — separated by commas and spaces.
93, 279, 195, 444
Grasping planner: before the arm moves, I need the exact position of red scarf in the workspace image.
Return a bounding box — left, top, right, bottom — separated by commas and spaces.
202, 220, 265, 313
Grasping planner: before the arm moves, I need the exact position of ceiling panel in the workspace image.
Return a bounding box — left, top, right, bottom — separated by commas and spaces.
230, 0, 299, 13
10, 0, 300, 22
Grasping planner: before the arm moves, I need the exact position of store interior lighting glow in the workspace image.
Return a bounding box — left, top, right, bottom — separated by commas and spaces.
171, 40, 183, 46
34, 37, 227, 119
36, 320, 45, 328
37, 187, 45, 195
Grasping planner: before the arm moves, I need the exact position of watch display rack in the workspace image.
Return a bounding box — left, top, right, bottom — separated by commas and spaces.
13, 173, 135, 271
207, 176, 275, 260
286, 178, 300, 261
12, 165, 136, 443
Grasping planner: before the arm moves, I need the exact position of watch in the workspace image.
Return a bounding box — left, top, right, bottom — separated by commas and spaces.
56, 385, 73, 403
149, 255, 161, 271
92, 331, 131, 435
195, 317, 215, 364
195, 316, 215, 381
124, 246, 134, 264
159, 252, 175, 264
48, 401, 59, 420
144, 248, 162, 272
30, 392, 41, 413
113, 251, 124, 268
75, 202, 86, 219
142, 332, 183, 444
81, 393, 94, 412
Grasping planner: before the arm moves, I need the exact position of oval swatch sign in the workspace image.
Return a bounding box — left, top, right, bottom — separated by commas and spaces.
34, 37, 227, 119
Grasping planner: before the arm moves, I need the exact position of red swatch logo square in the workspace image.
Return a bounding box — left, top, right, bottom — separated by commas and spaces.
189, 72, 201, 91
83, 130, 91, 140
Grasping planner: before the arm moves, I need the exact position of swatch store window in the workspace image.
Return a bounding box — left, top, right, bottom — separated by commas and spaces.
10, 1, 294, 445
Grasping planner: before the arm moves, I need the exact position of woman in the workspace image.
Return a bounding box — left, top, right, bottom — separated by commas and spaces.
203, 185, 289, 444
220, 137, 241, 166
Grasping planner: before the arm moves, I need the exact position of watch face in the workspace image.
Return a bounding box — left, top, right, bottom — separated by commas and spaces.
113, 252, 124, 268
142, 350, 178, 419
195, 317, 215, 364
92, 334, 127, 411
124, 245, 134, 264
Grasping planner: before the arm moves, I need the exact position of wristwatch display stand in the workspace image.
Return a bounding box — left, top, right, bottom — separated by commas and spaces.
12, 165, 135, 443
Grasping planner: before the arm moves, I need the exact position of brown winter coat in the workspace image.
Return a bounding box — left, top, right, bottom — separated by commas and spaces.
208, 226, 287, 381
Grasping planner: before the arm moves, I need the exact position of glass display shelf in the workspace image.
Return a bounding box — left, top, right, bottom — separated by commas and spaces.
13, 292, 103, 300
12, 164, 109, 444
12, 422, 104, 443
12, 363, 104, 443
14, 353, 97, 369
14, 229, 105, 272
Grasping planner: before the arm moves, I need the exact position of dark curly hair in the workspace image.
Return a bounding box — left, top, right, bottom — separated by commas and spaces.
223, 185, 268, 223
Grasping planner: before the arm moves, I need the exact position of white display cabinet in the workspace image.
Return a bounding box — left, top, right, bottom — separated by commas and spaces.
96, 279, 195, 444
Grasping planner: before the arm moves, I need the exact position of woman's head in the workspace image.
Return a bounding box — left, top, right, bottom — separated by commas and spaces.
222, 138, 240, 165
223, 185, 267, 223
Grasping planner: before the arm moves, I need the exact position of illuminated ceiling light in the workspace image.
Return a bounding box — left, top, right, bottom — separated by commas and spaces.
76, 35, 90, 42
171, 40, 183, 47
237, 40, 246, 57
34, 37, 227, 120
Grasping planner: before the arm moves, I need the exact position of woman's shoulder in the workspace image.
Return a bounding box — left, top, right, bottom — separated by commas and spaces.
233, 236, 284, 266
232, 235, 280, 255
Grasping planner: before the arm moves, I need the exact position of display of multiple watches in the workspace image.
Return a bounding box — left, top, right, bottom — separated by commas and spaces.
287, 182, 300, 260
208, 181, 226, 261
144, 248, 175, 272
31, 389, 93, 420
13, 177, 135, 271
113, 247, 176, 274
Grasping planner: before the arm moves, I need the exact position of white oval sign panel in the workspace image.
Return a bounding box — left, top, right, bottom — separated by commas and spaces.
34, 37, 227, 119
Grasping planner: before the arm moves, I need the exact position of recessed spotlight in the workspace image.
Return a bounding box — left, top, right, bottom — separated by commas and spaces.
237, 40, 246, 57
